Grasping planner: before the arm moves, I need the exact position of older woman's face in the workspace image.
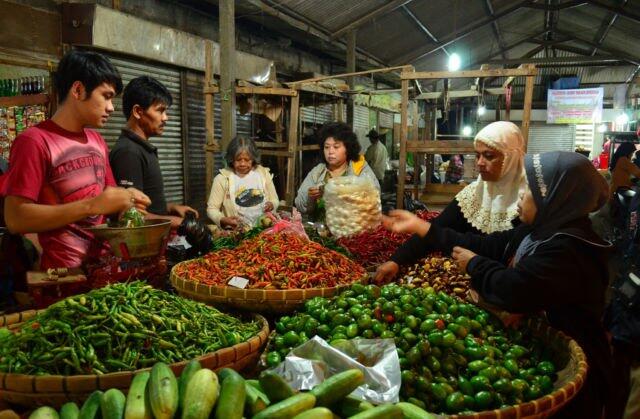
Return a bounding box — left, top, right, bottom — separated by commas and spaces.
324, 137, 348, 169
233, 151, 253, 176
475, 142, 504, 182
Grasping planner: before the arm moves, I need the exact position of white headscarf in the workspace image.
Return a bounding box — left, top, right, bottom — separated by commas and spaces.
455, 121, 526, 234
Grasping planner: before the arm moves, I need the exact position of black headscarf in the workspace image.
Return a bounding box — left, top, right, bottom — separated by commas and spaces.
610, 142, 636, 171
513, 152, 610, 264
525, 151, 609, 240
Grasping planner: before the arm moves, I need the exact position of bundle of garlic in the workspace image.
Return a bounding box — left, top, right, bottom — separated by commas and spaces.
324, 176, 381, 238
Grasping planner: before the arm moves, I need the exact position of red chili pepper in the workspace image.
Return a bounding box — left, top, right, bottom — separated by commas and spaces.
384, 313, 395, 324
435, 319, 445, 330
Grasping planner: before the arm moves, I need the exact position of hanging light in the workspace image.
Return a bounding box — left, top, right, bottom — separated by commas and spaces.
462, 126, 473, 136
597, 124, 607, 133
448, 53, 461, 71
477, 105, 487, 116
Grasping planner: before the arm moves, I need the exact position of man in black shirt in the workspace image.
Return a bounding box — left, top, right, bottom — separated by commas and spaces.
110, 76, 197, 228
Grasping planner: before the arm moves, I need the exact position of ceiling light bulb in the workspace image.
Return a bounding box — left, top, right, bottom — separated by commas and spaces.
448, 53, 461, 71
462, 126, 472, 136
477, 105, 486, 116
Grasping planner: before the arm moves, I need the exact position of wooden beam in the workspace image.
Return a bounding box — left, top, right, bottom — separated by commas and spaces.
485, 55, 625, 65
401, 68, 537, 80
203, 85, 220, 94
397, 79, 409, 209
235, 86, 298, 96
391, 0, 529, 65
290, 65, 412, 86
406, 140, 475, 153
204, 40, 216, 201
286, 94, 300, 205
346, 29, 356, 127
255, 142, 288, 149
301, 144, 321, 151
416, 88, 503, 100
260, 150, 294, 157
219, 0, 236, 150
332, 0, 414, 39
521, 65, 535, 152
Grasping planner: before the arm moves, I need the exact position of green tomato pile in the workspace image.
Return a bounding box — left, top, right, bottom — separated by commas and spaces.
266, 283, 558, 415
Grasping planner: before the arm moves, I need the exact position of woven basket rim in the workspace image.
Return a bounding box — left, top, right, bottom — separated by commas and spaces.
170, 260, 358, 295
449, 317, 588, 419
0, 311, 269, 393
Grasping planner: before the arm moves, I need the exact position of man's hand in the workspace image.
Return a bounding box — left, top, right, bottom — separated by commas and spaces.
382, 210, 430, 236
263, 201, 274, 212
451, 246, 477, 274
89, 187, 135, 215
220, 216, 240, 229
374, 261, 400, 284
308, 187, 322, 201
168, 203, 199, 218
127, 187, 151, 212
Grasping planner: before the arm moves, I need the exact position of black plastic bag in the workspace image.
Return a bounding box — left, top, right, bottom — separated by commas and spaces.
177, 211, 213, 258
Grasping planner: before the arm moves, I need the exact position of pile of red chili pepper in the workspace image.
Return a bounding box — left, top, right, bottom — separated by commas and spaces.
174, 232, 366, 289
335, 210, 441, 269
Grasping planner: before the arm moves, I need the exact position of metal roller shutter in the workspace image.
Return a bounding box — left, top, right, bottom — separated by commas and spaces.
354, 105, 370, 150
301, 104, 333, 124
379, 112, 394, 128
96, 54, 185, 204
183, 71, 253, 216
527, 123, 576, 154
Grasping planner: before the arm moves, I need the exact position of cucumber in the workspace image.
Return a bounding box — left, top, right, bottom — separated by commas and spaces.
252, 393, 317, 419
258, 370, 295, 402
79, 391, 103, 419
244, 381, 269, 416
148, 362, 179, 419
59, 403, 80, 419
213, 368, 245, 419
178, 360, 201, 413
348, 404, 403, 419
101, 388, 126, 419
292, 407, 333, 419
181, 369, 219, 419
309, 369, 365, 407
246, 379, 266, 394
125, 372, 152, 419
331, 396, 373, 417
28, 407, 59, 419
395, 402, 438, 419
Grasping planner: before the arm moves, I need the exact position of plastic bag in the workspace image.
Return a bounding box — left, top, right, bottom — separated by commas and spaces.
177, 211, 213, 257
324, 176, 381, 238
262, 208, 309, 240
271, 336, 401, 404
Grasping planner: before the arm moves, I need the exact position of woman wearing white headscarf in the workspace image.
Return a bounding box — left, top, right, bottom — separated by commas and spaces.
375, 121, 526, 282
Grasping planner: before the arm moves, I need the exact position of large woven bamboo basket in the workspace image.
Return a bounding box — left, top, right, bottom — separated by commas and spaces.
449, 318, 588, 419
0, 311, 269, 408
170, 261, 354, 313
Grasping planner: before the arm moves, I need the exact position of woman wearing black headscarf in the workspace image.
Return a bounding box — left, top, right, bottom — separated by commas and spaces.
384, 151, 612, 418
610, 142, 640, 199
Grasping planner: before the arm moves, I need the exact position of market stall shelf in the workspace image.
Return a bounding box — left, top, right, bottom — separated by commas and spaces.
170, 265, 352, 313
0, 311, 269, 408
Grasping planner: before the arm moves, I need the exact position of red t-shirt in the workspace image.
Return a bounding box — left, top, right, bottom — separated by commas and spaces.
1, 120, 116, 269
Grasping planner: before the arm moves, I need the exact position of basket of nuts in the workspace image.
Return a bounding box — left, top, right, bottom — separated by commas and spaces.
397, 255, 470, 299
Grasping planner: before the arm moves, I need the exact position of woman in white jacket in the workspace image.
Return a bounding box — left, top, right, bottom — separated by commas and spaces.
207, 136, 279, 228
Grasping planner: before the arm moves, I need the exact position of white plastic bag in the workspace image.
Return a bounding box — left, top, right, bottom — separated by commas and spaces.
324, 176, 381, 238
271, 336, 401, 404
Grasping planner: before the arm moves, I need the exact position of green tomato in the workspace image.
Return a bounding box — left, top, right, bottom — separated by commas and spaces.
282, 331, 299, 347
474, 390, 493, 410
445, 391, 466, 413
266, 351, 282, 368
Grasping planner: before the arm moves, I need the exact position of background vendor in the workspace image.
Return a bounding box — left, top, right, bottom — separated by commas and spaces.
295, 122, 379, 219
1, 50, 149, 270
110, 76, 198, 228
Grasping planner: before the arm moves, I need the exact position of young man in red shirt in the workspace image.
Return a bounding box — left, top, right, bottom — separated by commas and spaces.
1, 50, 150, 269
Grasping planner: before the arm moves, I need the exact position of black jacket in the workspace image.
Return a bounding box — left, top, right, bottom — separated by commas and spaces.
411, 218, 612, 388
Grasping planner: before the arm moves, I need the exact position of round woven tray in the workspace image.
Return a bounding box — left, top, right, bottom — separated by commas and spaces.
170, 261, 353, 313
0, 311, 269, 408
449, 318, 588, 419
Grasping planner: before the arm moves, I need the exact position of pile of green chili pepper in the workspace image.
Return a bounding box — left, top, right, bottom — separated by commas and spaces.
211, 226, 264, 251
0, 281, 262, 375
304, 226, 352, 258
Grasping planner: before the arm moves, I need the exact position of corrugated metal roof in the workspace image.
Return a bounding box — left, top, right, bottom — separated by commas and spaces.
279, 0, 389, 32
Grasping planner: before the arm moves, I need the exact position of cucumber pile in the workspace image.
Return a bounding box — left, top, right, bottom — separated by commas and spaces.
28, 362, 437, 419
265, 283, 558, 414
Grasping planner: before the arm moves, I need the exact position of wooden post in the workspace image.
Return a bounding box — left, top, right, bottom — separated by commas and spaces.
275, 113, 286, 197
286, 94, 300, 205
204, 41, 217, 200
346, 29, 356, 127
337, 99, 345, 122
521, 65, 535, 152
397, 79, 409, 209
219, 0, 236, 150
